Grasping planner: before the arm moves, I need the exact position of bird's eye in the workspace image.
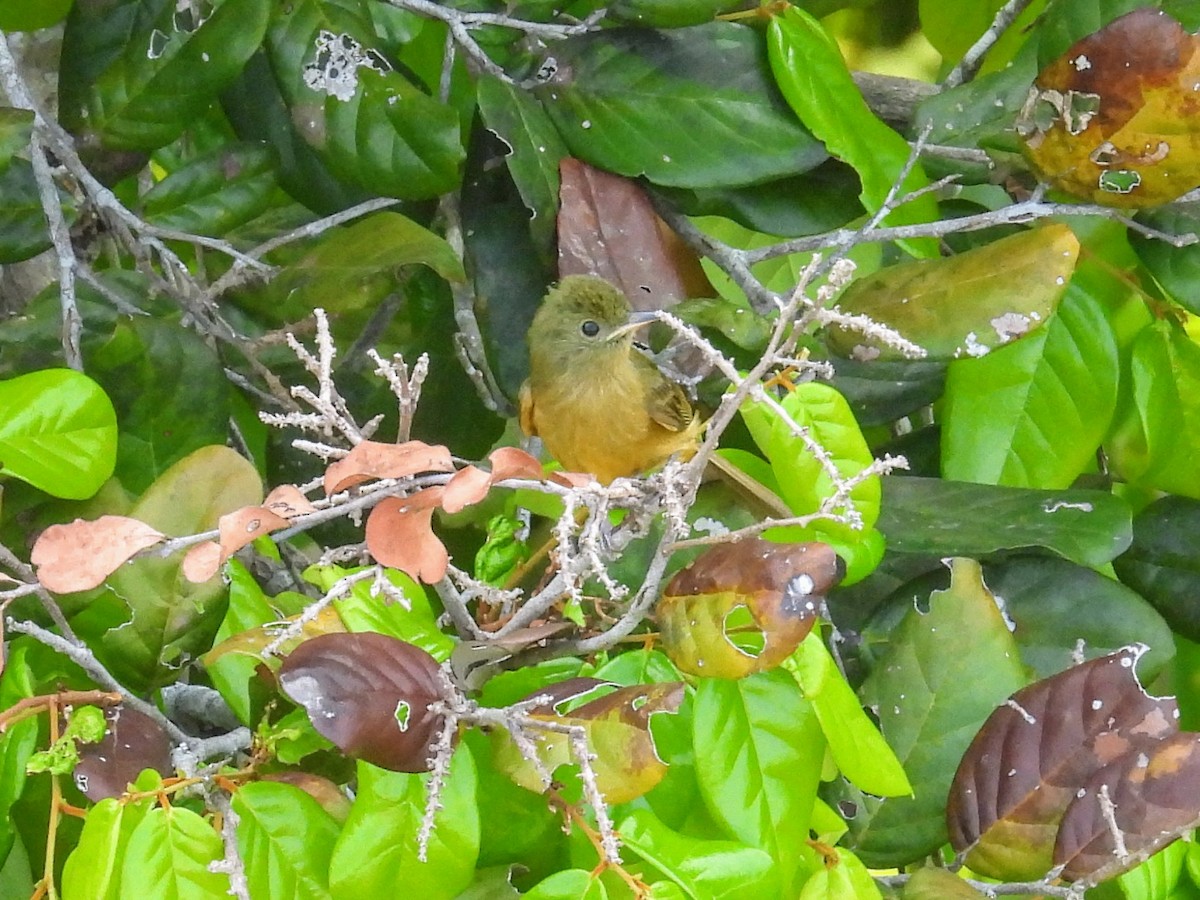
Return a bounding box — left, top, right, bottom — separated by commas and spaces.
580, 320, 600, 337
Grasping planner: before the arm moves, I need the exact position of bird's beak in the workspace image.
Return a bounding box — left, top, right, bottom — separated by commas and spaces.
607, 311, 658, 343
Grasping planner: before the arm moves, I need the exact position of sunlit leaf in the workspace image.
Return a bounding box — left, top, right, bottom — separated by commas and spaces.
234, 781, 340, 900
119, 805, 229, 898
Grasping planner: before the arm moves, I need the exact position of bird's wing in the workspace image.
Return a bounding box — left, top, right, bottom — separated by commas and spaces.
639, 358, 696, 433
518, 381, 539, 437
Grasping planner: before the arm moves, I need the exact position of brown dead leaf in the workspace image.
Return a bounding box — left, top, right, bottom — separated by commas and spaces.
365, 489, 449, 584
558, 158, 712, 308
262, 484, 316, 518
324, 440, 454, 495
181, 542, 224, 584
32, 516, 165, 593
441, 466, 492, 515
487, 446, 547, 482
182, 504, 294, 584
1019, 9, 1200, 206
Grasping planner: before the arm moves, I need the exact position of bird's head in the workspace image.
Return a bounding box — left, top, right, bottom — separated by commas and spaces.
527, 276, 656, 365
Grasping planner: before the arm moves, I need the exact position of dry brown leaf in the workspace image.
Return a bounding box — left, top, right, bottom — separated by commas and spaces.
487, 446, 547, 482
324, 440, 454, 495
181, 542, 224, 584
365, 489, 449, 583
32, 516, 165, 593
181, 504, 293, 584
262, 484, 317, 518
441, 465, 492, 515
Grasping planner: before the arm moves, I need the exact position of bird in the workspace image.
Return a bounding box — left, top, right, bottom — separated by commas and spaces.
519, 275, 703, 484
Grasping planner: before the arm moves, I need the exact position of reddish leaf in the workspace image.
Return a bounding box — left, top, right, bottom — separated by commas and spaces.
658, 539, 840, 678
323, 440, 454, 495
487, 446, 547, 482
441, 465, 492, 515
181, 541, 224, 584
947, 646, 1183, 881
262, 484, 316, 518
72, 706, 174, 801
278, 632, 449, 773
32, 516, 165, 593
558, 158, 712, 307
1019, 9, 1200, 206
364, 489, 449, 584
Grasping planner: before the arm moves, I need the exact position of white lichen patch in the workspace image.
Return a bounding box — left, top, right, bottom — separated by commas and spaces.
850, 344, 881, 362
1073, 54, 1092, 71
962, 332, 989, 358
1042, 500, 1094, 513
303, 30, 392, 102
991, 312, 1032, 341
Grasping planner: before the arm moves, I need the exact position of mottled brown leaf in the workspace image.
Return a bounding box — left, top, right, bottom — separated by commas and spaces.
262, 484, 316, 518
181, 541, 224, 584
492, 681, 684, 804
72, 706, 174, 801
202, 605, 345, 667
278, 632, 449, 773
182, 504, 294, 584
32, 516, 165, 593
323, 440, 454, 495
1019, 9, 1200, 206
658, 539, 839, 678
558, 158, 712, 308
364, 488, 448, 584
947, 646, 1182, 881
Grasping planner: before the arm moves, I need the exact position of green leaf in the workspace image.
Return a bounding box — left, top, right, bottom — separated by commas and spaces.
796, 848, 881, 899
828, 224, 1079, 361
692, 670, 824, 890
1114, 495, 1200, 643
329, 749, 479, 900
205, 560, 277, 725
1107, 321, 1200, 498
618, 807, 780, 900
476, 75, 567, 263
0, 108, 34, 173
61, 0, 271, 151
234, 781, 340, 900
142, 142, 283, 235
100, 445, 262, 691
766, 7, 938, 258
61, 795, 156, 900
0, 0, 73, 31
1130, 206, 1200, 317
535, 23, 826, 189
89, 317, 230, 494
787, 633, 910, 798
877, 476, 1132, 567
120, 806, 229, 899
941, 264, 1119, 488
265, 0, 464, 200
0, 159, 63, 264
0, 720, 37, 862
0, 368, 117, 499
524, 869, 609, 900
918, 0, 1007, 62
741, 382, 882, 583
268, 211, 464, 316
837, 558, 1027, 867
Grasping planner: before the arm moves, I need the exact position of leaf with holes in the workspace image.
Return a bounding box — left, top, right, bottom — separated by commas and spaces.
279, 632, 448, 773
834, 558, 1027, 868
491, 682, 684, 805
947, 646, 1184, 882
1018, 8, 1200, 206
942, 260, 1120, 488
827, 225, 1079, 363
658, 539, 838, 679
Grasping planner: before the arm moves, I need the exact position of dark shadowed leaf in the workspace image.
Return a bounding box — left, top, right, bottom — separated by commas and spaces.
877, 477, 1132, 567
142, 143, 282, 235
557, 158, 712, 306
947, 647, 1182, 881
73, 706, 174, 802
658, 539, 838, 678
534, 23, 826, 189
1114, 494, 1200, 641
278, 632, 448, 773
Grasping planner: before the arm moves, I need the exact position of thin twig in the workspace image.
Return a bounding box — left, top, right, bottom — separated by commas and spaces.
943, 0, 1038, 89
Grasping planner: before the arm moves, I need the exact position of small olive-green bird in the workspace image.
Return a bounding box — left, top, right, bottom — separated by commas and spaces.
519, 275, 703, 484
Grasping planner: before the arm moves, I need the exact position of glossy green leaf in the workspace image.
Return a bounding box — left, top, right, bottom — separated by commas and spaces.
61, 0, 270, 151
535, 23, 826, 189
618, 807, 779, 900
1130, 206, 1200, 317
877, 476, 1132, 567
837, 559, 1027, 867
265, 0, 463, 200
0, 368, 117, 499
1114, 495, 1200, 643
61, 794, 156, 900
234, 781, 340, 900
100, 445, 262, 691
829, 225, 1079, 362
143, 143, 282, 235
120, 806, 229, 899
828, 357, 946, 428
942, 265, 1119, 488
0, 0, 73, 31
0, 720, 36, 864
692, 670, 824, 889
329, 749, 478, 900
767, 7, 937, 257
204, 560, 278, 725
89, 317, 229, 494
796, 848, 881, 899
0, 160, 51, 263
787, 632, 911, 798
0, 108, 33, 172
1107, 321, 1200, 498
